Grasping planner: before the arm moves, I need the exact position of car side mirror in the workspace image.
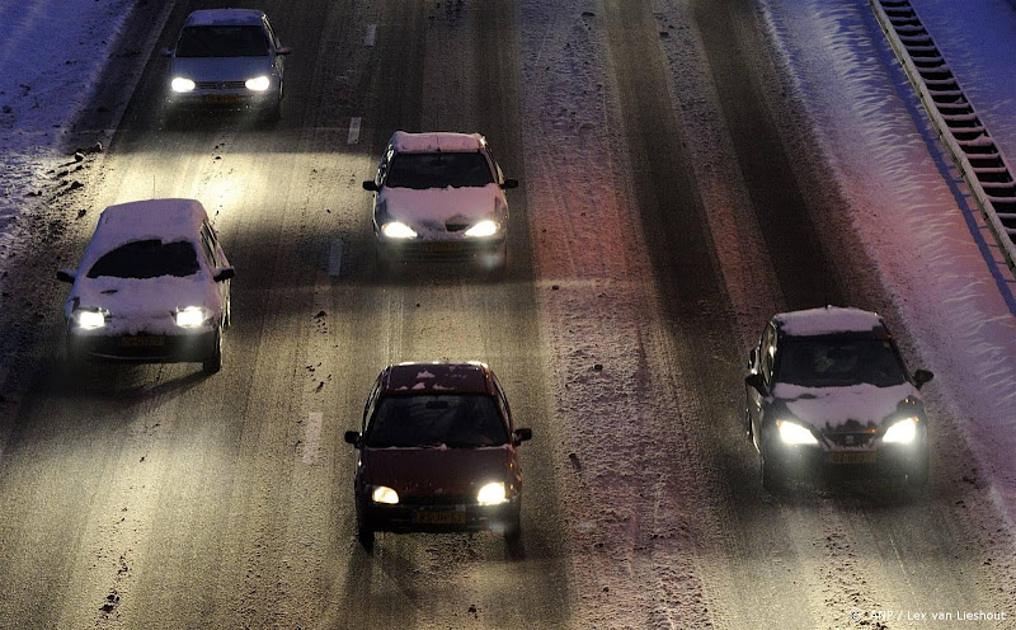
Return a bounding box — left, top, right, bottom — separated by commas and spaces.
56, 269, 76, 283
161, 47, 174, 57
501, 178, 519, 190
214, 267, 235, 282
344, 430, 362, 447
513, 428, 532, 444
913, 369, 934, 389
745, 373, 766, 394
362, 180, 378, 192
276, 46, 292, 55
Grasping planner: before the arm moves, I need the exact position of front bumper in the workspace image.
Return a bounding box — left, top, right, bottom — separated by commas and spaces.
166, 88, 279, 111
375, 231, 506, 263
358, 497, 520, 534
765, 440, 927, 480
67, 329, 217, 364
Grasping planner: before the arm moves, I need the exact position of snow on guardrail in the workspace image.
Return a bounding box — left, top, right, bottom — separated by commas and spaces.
870, 0, 1016, 276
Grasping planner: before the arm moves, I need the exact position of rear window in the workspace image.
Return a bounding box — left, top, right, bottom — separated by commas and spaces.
87, 240, 200, 279
385, 152, 494, 189
176, 25, 269, 57
365, 395, 507, 448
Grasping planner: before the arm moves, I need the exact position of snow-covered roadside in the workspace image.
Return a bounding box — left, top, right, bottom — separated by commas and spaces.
756, 0, 1016, 557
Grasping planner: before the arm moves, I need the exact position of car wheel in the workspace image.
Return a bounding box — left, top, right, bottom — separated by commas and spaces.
760, 452, 786, 495
357, 524, 375, 552
202, 329, 222, 375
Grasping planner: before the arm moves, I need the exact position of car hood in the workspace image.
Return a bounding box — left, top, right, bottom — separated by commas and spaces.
67, 274, 220, 335
362, 445, 511, 497
377, 184, 504, 238
170, 56, 273, 82
771, 382, 922, 431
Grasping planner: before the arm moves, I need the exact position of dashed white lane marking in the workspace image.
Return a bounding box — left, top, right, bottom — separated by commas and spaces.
347, 117, 362, 145
303, 412, 323, 464
327, 239, 344, 278
364, 24, 377, 47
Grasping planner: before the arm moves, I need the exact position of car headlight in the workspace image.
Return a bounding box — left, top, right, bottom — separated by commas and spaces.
381, 221, 417, 239
171, 77, 195, 93
371, 485, 399, 505
883, 417, 918, 444
73, 309, 107, 330
477, 482, 508, 506
464, 219, 499, 238
245, 75, 271, 92
776, 419, 819, 446
175, 306, 207, 329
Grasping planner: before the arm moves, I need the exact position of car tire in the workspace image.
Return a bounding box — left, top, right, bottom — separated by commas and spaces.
357, 524, 375, 552
202, 329, 222, 375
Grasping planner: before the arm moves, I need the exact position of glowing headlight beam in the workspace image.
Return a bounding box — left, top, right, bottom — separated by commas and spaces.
464, 219, 498, 238
245, 75, 271, 92
175, 306, 206, 329
883, 417, 918, 444
171, 77, 195, 93
776, 419, 819, 446
75, 310, 106, 330
477, 482, 508, 505
381, 221, 417, 239
371, 486, 399, 505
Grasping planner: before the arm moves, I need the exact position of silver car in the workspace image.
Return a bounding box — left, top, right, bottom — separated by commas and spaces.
163, 9, 289, 120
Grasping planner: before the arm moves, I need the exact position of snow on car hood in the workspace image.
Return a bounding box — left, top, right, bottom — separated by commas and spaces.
170, 56, 273, 83
771, 382, 921, 430
377, 184, 503, 238
362, 445, 511, 496
68, 273, 220, 335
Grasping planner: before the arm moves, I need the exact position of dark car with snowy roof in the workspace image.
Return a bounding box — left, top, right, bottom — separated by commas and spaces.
344, 362, 532, 550
744, 306, 934, 492
56, 199, 234, 375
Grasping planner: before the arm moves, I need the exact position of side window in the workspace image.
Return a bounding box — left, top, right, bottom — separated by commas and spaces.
759, 324, 777, 383
362, 379, 381, 431
199, 224, 217, 268
484, 147, 503, 183
377, 148, 394, 186
492, 376, 512, 428
264, 21, 279, 48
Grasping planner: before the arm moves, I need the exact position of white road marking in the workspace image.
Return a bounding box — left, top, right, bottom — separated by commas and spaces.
347, 117, 362, 145
303, 412, 323, 464
364, 24, 377, 47
328, 239, 344, 278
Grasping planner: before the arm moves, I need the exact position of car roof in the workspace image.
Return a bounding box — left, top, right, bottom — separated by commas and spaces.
381, 362, 496, 395
91, 199, 207, 253
388, 131, 486, 154
773, 306, 887, 338
184, 9, 266, 27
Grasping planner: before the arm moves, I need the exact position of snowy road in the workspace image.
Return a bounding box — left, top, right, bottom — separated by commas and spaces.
0, 0, 1015, 628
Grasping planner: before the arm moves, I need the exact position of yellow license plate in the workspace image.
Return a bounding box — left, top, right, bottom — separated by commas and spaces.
829, 451, 877, 465
119, 336, 165, 347
413, 510, 466, 525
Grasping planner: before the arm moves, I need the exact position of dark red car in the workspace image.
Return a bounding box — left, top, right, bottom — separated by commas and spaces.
344, 362, 532, 550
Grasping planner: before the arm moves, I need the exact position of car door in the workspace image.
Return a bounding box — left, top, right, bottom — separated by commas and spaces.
264, 18, 285, 83
201, 223, 229, 318
747, 322, 777, 450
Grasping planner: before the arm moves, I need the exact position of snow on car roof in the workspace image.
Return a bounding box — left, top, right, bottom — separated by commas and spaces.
774, 306, 884, 337
383, 362, 493, 394
184, 9, 265, 27
91, 199, 207, 253
389, 131, 485, 154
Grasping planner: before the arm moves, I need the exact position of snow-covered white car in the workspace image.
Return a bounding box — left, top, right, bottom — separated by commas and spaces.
744, 307, 934, 492
362, 131, 518, 269
56, 199, 234, 375
163, 9, 290, 120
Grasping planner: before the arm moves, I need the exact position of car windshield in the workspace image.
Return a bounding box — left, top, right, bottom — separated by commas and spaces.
87, 240, 200, 279
776, 337, 908, 388
385, 152, 494, 189
176, 25, 269, 58
365, 395, 508, 448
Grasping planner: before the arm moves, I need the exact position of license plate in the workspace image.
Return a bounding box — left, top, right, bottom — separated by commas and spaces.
828, 451, 876, 465
119, 336, 165, 348
413, 509, 466, 525
206, 94, 241, 103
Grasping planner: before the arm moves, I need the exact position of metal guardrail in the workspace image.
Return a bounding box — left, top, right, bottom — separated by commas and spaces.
870, 0, 1016, 275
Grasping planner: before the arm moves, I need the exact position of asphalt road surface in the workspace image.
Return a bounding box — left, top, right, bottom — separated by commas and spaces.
0, 0, 1013, 628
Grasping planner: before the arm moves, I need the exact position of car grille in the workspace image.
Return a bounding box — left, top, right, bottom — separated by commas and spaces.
824, 431, 877, 448
445, 220, 469, 232
195, 80, 246, 90
399, 494, 472, 506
